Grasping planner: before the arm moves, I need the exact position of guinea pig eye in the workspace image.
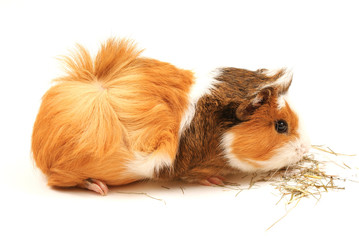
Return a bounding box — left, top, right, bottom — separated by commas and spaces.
275, 119, 288, 134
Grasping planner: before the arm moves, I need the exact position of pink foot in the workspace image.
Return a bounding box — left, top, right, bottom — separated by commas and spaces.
199, 176, 225, 186
79, 178, 109, 196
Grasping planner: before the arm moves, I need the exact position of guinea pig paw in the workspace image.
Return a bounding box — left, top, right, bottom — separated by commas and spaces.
80, 178, 109, 196
199, 176, 225, 186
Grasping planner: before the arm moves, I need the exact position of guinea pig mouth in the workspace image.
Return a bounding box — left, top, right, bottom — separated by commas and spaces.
222, 132, 311, 172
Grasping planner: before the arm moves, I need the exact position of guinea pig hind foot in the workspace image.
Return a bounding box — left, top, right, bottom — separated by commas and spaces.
79, 178, 109, 196
199, 176, 225, 186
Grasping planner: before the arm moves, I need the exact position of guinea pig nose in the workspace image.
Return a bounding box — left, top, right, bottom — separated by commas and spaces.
295, 144, 308, 156
300, 144, 310, 155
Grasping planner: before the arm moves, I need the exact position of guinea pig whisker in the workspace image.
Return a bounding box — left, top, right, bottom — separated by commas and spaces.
283, 164, 292, 176
265, 168, 281, 183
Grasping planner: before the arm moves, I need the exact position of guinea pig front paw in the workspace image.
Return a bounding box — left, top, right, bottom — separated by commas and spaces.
79, 178, 109, 196
198, 176, 225, 186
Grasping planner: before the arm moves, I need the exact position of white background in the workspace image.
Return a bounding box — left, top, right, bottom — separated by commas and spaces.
0, 0, 358, 239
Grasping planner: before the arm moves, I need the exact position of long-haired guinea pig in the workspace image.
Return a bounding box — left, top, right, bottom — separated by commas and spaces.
32, 38, 310, 195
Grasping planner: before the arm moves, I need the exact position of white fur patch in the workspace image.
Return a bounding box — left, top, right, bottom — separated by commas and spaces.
261, 68, 293, 90
262, 68, 283, 77
178, 68, 220, 135
126, 151, 173, 178
277, 94, 287, 109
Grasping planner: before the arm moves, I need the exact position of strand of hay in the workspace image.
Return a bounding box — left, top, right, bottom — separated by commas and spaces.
117, 191, 167, 205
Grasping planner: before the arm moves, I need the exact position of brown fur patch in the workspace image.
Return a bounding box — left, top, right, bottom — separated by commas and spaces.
158, 68, 298, 182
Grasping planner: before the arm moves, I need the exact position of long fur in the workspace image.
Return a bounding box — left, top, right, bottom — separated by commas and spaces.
32, 39, 194, 187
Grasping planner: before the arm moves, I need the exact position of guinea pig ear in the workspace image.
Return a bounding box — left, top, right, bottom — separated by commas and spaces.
235, 88, 271, 121
259, 68, 293, 95
251, 88, 272, 107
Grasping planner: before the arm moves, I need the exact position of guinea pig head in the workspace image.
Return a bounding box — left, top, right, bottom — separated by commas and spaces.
221, 69, 310, 172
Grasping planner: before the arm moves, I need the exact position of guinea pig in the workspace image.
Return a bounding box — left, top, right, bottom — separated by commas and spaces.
31, 38, 310, 195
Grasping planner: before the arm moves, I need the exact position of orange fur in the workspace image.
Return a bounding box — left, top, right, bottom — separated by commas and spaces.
229, 92, 299, 163
32, 39, 194, 187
